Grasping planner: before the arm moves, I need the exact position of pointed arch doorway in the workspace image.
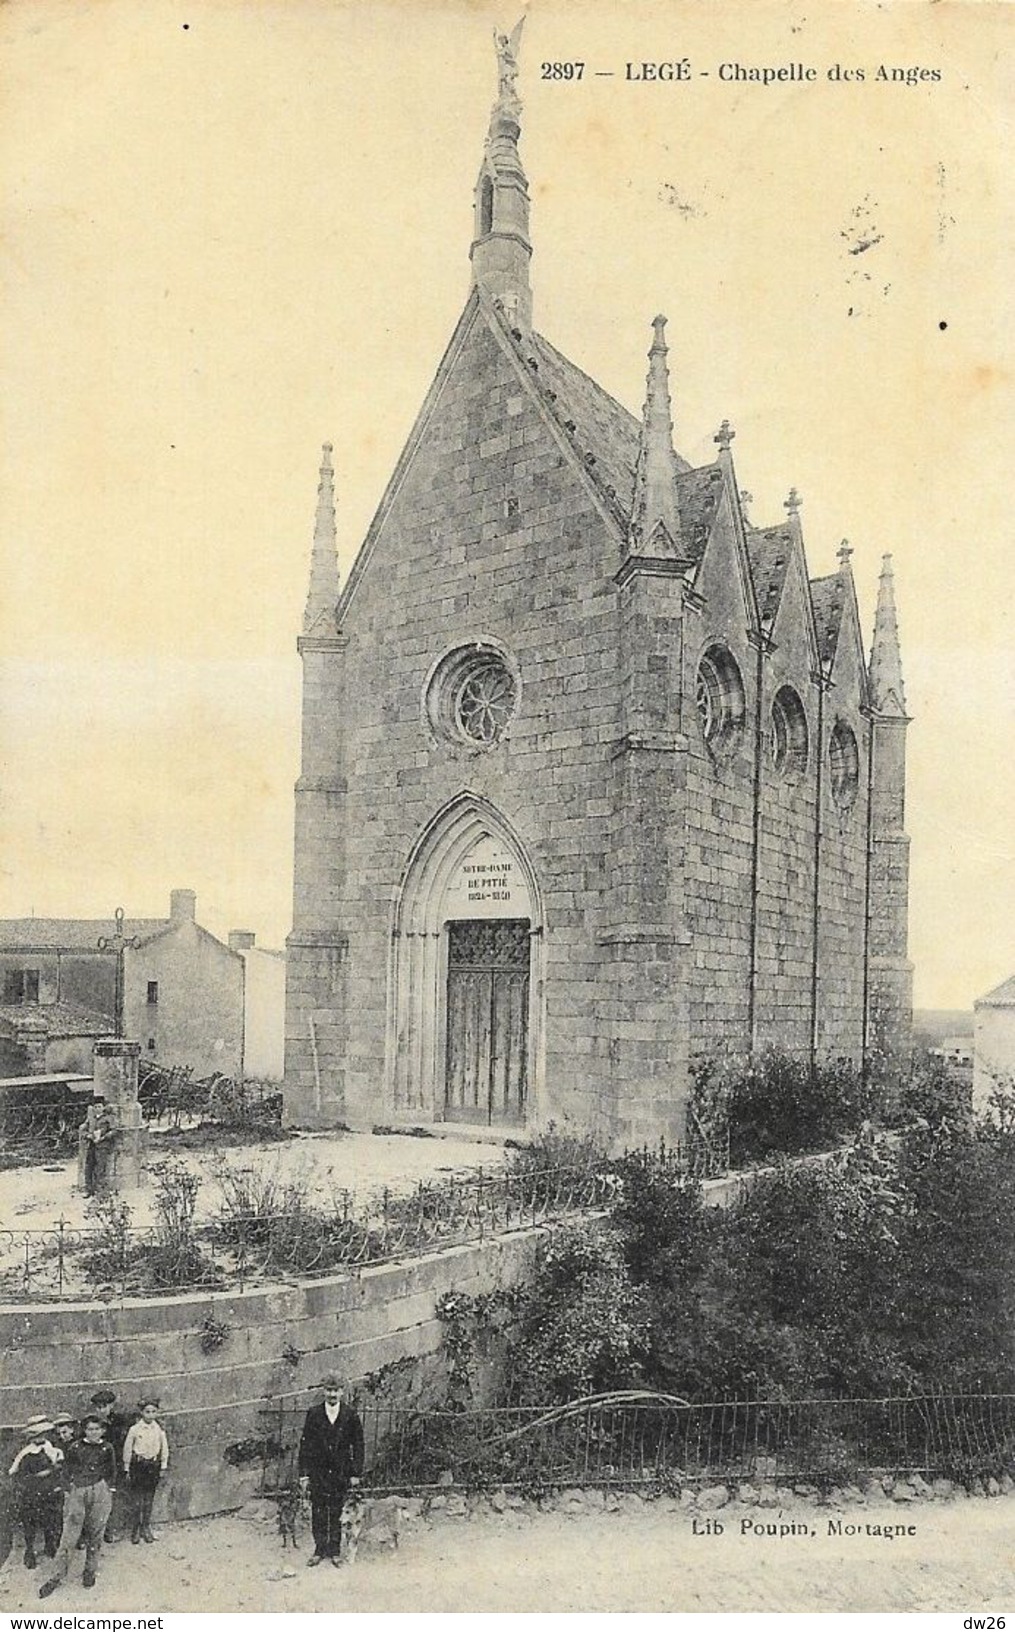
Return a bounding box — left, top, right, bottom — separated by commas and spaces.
386, 796, 544, 1127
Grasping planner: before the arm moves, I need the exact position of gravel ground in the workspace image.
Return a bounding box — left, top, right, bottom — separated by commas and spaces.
1, 1492, 1012, 1614
0, 1129, 506, 1232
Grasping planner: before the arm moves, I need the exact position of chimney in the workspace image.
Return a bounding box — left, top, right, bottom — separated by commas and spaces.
229, 930, 256, 951
170, 889, 197, 922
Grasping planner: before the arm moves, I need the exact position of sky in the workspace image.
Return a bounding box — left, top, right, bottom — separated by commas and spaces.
0, 0, 1011, 1010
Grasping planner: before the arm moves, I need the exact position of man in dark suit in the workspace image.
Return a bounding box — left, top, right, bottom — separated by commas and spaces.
297, 1375, 364, 1567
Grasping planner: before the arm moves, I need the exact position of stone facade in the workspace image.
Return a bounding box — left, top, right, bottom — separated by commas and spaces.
284, 38, 912, 1149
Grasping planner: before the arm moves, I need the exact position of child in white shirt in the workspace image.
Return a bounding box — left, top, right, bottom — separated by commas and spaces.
122, 1399, 169, 1545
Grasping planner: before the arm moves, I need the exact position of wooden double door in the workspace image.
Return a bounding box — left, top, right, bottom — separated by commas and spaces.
444, 918, 530, 1125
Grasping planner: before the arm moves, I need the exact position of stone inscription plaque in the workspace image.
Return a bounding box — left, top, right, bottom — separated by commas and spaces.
441, 832, 531, 921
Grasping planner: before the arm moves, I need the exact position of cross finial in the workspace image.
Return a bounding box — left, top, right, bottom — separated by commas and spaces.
784, 487, 802, 516
714, 419, 735, 452
837, 538, 854, 567
97, 907, 141, 1039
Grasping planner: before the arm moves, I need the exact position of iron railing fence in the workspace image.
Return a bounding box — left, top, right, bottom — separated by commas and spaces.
0, 1065, 283, 1166
257, 1392, 1015, 1495
0, 1161, 616, 1304
0, 1081, 91, 1166
0, 1126, 732, 1306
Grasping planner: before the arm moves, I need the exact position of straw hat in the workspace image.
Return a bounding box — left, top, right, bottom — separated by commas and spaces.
20, 1415, 54, 1437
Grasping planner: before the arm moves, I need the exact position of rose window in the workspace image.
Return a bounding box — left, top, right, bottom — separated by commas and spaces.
456, 660, 517, 745
425, 643, 520, 750
695, 644, 746, 758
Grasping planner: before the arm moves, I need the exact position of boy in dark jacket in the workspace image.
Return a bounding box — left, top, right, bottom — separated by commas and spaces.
297, 1376, 364, 1567
87, 1389, 130, 1543
38, 1415, 117, 1596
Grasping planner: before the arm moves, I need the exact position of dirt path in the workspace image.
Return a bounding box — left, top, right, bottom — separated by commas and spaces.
1, 1493, 1012, 1614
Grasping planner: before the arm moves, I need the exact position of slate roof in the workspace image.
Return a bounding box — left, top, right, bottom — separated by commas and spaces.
522, 331, 641, 517
0, 1072, 93, 1090
976, 976, 1015, 1009
524, 322, 850, 654
512, 327, 689, 523
810, 573, 847, 668
676, 464, 726, 566
0, 918, 170, 952
747, 526, 795, 627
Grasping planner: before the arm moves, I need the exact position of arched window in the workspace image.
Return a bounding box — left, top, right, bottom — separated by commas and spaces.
770, 685, 809, 781
695, 644, 746, 758
829, 719, 860, 811
479, 176, 494, 237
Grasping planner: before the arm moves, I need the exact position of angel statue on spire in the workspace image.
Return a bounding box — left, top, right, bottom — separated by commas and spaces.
493, 18, 525, 104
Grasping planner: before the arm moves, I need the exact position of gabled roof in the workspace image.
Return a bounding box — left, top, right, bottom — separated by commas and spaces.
338, 292, 669, 614
810, 573, 847, 669
747, 526, 794, 629
676, 464, 726, 567
0, 918, 170, 952
523, 332, 647, 515
976, 975, 1015, 1009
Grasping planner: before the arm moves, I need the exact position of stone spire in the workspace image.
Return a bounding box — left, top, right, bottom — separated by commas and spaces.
868, 552, 907, 716
302, 443, 340, 636
470, 20, 533, 330
629, 316, 683, 556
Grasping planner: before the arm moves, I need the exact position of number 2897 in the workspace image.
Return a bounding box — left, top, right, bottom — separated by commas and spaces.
541, 61, 585, 79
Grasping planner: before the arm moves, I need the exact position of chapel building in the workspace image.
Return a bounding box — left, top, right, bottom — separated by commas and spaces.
283, 32, 913, 1149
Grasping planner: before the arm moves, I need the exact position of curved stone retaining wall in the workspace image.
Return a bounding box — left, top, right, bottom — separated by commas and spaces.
0, 1229, 540, 1520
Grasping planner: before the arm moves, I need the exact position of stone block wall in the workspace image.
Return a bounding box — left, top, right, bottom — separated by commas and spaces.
288, 307, 630, 1136
0, 1231, 542, 1521
752, 569, 822, 1054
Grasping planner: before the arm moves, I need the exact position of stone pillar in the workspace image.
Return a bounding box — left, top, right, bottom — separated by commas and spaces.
78, 1038, 147, 1191
601, 561, 692, 1151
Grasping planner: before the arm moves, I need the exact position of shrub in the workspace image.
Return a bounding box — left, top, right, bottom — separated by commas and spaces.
506, 1124, 606, 1179
693, 1047, 880, 1170
212, 1158, 374, 1277
501, 1222, 646, 1405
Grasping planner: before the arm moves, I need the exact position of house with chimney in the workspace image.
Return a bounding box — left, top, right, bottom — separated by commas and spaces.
0, 890, 245, 1081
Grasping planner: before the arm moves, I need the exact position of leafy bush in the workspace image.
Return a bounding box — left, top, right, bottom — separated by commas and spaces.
885, 1049, 972, 1130
501, 1223, 646, 1405
506, 1124, 606, 1180
693, 1047, 881, 1169
212, 1158, 375, 1276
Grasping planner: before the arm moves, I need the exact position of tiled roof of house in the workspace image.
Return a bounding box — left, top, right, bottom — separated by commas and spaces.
0, 918, 170, 952
976, 975, 1015, 1009
0, 1000, 111, 1036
